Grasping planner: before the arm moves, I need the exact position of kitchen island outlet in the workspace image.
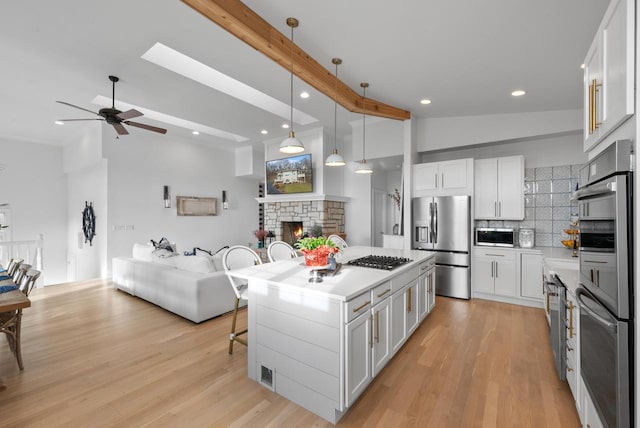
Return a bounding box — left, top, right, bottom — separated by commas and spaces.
226, 246, 436, 424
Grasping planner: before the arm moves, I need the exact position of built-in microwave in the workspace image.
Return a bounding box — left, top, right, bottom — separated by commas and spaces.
475, 228, 516, 247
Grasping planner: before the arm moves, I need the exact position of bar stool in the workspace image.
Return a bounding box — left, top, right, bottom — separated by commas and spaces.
223, 246, 262, 354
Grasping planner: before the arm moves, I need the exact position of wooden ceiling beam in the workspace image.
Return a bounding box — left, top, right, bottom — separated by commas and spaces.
181, 0, 411, 121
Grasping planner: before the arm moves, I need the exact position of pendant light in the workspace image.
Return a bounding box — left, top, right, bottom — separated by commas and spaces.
355, 82, 373, 174
279, 17, 305, 154
325, 58, 346, 166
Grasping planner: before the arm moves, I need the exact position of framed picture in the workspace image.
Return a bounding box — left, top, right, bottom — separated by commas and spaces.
266, 153, 313, 195
176, 196, 217, 216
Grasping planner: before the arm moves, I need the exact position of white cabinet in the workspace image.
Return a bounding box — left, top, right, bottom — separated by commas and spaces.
473, 248, 516, 297
390, 286, 407, 354
520, 252, 543, 300
345, 310, 371, 407
418, 260, 436, 319
371, 299, 391, 377
406, 281, 420, 335
583, 387, 605, 428
413, 158, 473, 197
583, 0, 634, 152
474, 156, 524, 220
565, 290, 582, 421
426, 266, 436, 313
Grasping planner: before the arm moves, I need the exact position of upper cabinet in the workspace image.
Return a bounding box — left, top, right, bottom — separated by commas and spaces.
474, 156, 524, 220
413, 158, 473, 197
583, 0, 634, 152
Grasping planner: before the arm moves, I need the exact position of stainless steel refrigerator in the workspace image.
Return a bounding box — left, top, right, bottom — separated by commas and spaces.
412, 196, 471, 299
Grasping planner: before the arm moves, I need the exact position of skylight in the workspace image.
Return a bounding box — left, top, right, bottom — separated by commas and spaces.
91, 95, 249, 142
141, 42, 318, 126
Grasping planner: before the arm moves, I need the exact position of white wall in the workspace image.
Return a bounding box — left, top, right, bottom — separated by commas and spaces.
351, 117, 404, 160
417, 109, 582, 152
66, 159, 108, 281
0, 138, 68, 285
103, 129, 260, 271
419, 131, 588, 168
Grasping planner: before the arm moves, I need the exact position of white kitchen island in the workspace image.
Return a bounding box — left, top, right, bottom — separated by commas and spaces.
227, 246, 436, 424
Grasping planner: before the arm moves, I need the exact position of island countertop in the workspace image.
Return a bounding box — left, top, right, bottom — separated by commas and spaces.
227, 246, 435, 301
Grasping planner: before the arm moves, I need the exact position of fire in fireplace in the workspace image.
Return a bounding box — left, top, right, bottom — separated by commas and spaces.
282, 221, 304, 245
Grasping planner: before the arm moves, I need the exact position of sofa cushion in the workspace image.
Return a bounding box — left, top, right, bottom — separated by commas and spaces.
132, 243, 154, 262
173, 255, 216, 273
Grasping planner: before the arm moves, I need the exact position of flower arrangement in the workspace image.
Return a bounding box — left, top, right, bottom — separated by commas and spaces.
388, 188, 401, 210
295, 236, 339, 266
254, 229, 267, 248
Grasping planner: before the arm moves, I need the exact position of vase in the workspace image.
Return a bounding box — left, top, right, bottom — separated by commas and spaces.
304, 250, 329, 267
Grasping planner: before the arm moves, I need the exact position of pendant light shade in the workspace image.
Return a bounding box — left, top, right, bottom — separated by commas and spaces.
280, 18, 305, 154
325, 58, 346, 166
355, 82, 373, 174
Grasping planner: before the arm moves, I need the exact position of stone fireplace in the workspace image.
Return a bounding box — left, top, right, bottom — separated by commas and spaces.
281, 221, 304, 245
263, 200, 345, 243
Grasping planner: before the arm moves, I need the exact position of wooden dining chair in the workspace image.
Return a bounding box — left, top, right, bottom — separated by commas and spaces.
20, 269, 41, 296
222, 245, 261, 354
267, 240, 297, 262
0, 258, 23, 278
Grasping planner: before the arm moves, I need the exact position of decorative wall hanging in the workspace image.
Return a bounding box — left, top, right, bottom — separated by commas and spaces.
176, 196, 217, 216
82, 201, 96, 246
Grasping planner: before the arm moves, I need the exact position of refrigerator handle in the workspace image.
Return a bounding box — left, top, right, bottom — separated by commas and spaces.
429, 202, 434, 243
433, 202, 438, 244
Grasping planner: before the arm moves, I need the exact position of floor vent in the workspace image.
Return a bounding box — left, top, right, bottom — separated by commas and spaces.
260, 364, 275, 391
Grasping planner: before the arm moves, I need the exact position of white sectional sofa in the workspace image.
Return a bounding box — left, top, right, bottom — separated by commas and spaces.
112, 244, 239, 323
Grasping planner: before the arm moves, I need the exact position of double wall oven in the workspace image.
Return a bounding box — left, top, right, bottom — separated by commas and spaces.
575, 140, 633, 428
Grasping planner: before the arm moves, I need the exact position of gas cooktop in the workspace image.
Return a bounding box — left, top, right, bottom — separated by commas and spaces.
347, 255, 413, 271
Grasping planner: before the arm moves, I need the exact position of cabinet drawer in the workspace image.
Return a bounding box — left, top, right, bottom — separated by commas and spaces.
371, 281, 392, 306
391, 266, 418, 293
473, 248, 515, 261
346, 292, 372, 322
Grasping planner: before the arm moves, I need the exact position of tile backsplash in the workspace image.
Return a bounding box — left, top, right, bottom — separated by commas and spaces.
475, 163, 582, 248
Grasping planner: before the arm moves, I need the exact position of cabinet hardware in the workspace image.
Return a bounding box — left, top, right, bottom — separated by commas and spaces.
407, 288, 412, 312
495, 261, 498, 277
486, 254, 505, 257
370, 314, 373, 349
592, 79, 602, 132
590, 269, 594, 282
567, 367, 574, 373
491, 261, 494, 278
353, 301, 371, 313
498, 201, 501, 217
435, 173, 438, 188
377, 289, 391, 298
588, 80, 594, 134
596, 269, 600, 287
546, 293, 550, 315
494, 201, 497, 217
568, 301, 574, 338
567, 347, 574, 352
441, 173, 444, 188
375, 311, 380, 343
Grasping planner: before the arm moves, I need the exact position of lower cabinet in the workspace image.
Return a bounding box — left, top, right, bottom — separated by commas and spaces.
583, 386, 605, 428
406, 281, 420, 335
391, 286, 408, 354
371, 299, 391, 377
418, 261, 436, 320
473, 248, 516, 296
345, 311, 372, 407
520, 252, 543, 299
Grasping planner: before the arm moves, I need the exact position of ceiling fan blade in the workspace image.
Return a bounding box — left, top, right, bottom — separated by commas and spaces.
116, 109, 143, 120
112, 123, 129, 135
58, 118, 105, 122
124, 121, 168, 134
56, 101, 100, 116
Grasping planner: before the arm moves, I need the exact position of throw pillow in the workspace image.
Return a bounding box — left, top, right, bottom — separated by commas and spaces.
132, 243, 154, 261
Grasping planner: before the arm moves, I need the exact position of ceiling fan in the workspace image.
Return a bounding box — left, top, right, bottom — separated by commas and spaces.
56, 75, 167, 136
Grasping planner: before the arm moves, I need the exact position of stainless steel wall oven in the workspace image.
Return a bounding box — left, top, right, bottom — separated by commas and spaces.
575, 140, 633, 428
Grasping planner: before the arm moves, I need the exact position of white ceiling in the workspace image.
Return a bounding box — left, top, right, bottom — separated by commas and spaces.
0, 0, 608, 151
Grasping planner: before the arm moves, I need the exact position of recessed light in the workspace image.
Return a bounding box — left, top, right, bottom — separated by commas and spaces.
511, 90, 526, 97
300, 91, 310, 99
420, 99, 431, 105
192, 130, 200, 135
282, 123, 290, 129
54, 120, 65, 125
261, 129, 268, 135
581, 63, 586, 69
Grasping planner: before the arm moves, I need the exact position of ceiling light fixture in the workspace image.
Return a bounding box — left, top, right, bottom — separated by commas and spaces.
300, 92, 310, 99
282, 123, 289, 129
54, 120, 65, 125
355, 82, 373, 174
581, 63, 586, 69
192, 130, 200, 135
420, 99, 431, 105
511, 90, 526, 97
279, 18, 305, 154
261, 129, 268, 135
325, 58, 346, 167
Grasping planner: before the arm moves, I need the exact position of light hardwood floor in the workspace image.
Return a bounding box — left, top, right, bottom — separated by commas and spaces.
0, 279, 580, 427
